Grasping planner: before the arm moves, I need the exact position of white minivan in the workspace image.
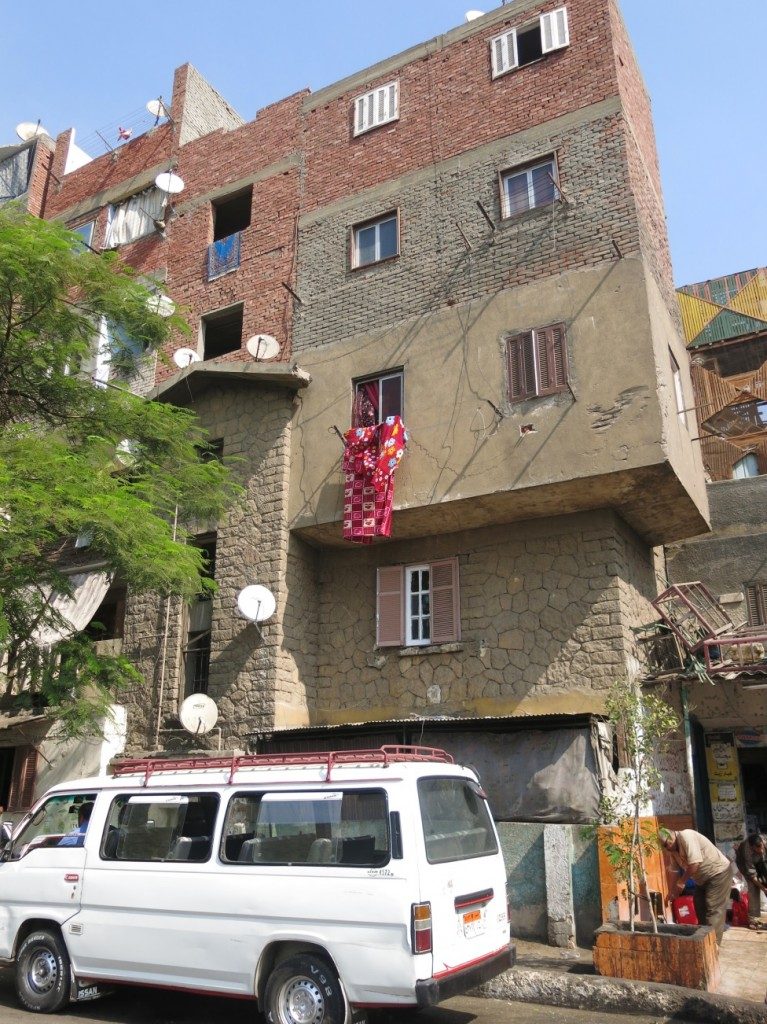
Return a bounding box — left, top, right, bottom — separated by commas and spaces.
0, 745, 513, 1021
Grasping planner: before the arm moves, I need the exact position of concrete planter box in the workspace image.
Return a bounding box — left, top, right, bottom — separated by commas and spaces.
593, 922, 720, 991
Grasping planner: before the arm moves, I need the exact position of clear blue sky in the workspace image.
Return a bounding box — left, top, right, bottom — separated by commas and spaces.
2, 1, 764, 287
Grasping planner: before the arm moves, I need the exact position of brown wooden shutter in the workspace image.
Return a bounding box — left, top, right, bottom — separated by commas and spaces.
507, 332, 536, 401
377, 565, 404, 647
537, 324, 568, 396
7, 745, 38, 812
746, 583, 767, 626
430, 558, 460, 644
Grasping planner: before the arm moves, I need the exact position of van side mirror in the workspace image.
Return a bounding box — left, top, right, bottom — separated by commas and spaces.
0, 821, 13, 853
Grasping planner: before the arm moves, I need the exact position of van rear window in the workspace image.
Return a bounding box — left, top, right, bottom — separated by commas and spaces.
221, 789, 389, 867
418, 778, 498, 864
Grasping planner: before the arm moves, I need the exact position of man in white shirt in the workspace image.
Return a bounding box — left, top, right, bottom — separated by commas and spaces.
661, 827, 732, 944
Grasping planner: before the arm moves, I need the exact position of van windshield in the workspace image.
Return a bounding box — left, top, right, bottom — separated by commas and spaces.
221, 789, 389, 866
418, 777, 498, 863
11, 793, 98, 858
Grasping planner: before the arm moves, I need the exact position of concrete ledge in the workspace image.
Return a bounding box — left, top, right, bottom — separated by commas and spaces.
476, 967, 767, 1024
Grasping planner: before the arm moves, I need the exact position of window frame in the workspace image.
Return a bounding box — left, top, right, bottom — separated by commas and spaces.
351, 210, 400, 270
499, 157, 560, 220
405, 564, 432, 647
376, 557, 460, 649
490, 6, 569, 79
506, 322, 569, 403
352, 369, 404, 427
201, 302, 244, 361
353, 81, 400, 137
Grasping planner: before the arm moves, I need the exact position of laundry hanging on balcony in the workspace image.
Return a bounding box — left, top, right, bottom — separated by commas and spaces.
342, 415, 407, 543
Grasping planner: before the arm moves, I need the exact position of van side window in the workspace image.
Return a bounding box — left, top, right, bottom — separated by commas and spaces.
220, 789, 389, 867
100, 793, 218, 863
418, 778, 498, 864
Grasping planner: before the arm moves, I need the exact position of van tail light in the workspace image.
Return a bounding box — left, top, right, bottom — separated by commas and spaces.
411, 902, 432, 954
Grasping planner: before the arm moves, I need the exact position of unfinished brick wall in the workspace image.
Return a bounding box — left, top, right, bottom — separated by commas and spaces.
294, 105, 639, 350
301, 0, 619, 213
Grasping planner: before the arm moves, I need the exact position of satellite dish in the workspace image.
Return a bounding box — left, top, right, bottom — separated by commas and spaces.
237, 584, 276, 623
465, 10, 484, 21
173, 347, 201, 368
16, 121, 49, 141
148, 292, 176, 318
155, 171, 185, 195
179, 694, 218, 736
246, 334, 280, 360
146, 98, 169, 119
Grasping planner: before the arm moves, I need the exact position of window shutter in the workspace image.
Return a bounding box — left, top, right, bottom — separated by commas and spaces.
355, 96, 367, 134
377, 566, 404, 646
430, 558, 460, 644
491, 29, 518, 77
7, 745, 38, 812
540, 7, 569, 53
746, 583, 767, 626
538, 324, 568, 395
507, 332, 536, 401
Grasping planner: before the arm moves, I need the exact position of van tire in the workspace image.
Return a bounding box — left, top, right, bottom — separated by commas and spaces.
265, 953, 345, 1024
15, 928, 71, 1013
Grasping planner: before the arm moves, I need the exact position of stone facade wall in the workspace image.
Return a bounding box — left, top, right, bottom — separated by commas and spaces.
312, 510, 658, 725
121, 382, 301, 753
294, 104, 638, 351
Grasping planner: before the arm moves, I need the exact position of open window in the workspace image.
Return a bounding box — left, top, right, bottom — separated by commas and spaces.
212, 187, 252, 241
376, 558, 460, 648
86, 582, 127, 642
490, 7, 569, 78
202, 305, 243, 360
352, 370, 403, 427
104, 187, 165, 247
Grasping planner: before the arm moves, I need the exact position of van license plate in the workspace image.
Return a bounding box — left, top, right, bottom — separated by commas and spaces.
462, 908, 485, 938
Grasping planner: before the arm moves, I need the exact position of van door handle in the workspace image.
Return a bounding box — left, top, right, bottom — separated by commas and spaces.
64, 873, 79, 882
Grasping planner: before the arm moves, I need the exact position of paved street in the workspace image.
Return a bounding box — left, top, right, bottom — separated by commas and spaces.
0, 971, 695, 1024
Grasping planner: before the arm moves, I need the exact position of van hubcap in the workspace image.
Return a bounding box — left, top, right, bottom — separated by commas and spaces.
28, 949, 57, 993
282, 976, 324, 1024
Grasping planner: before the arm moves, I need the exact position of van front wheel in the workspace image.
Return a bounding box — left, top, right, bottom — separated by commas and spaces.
265, 954, 345, 1024
15, 928, 71, 1013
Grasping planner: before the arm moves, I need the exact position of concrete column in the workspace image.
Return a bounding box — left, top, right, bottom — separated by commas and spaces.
544, 824, 576, 947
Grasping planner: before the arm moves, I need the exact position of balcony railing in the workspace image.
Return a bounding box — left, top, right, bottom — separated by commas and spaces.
207, 231, 241, 280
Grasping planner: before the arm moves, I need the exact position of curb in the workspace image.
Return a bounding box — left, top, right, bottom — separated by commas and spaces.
476, 967, 767, 1024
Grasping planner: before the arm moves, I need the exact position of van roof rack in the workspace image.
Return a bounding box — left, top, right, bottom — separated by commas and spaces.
112, 744, 454, 786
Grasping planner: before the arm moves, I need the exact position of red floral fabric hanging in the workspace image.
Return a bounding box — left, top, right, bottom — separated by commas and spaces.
343, 416, 407, 543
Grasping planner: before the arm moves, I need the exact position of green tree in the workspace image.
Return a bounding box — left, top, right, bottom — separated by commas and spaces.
0, 205, 239, 735
583, 677, 679, 933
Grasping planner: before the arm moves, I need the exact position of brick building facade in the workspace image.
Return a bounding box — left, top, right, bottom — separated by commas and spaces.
7, 0, 710, 938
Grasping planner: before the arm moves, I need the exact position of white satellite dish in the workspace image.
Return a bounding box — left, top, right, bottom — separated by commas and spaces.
237, 584, 276, 623
245, 334, 280, 360
148, 292, 176, 318
173, 347, 201, 368
146, 98, 169, 119
465, 10, 484, 21
16, 121, 49, 141
179, 693, 218, 736
155, 171, 185, 195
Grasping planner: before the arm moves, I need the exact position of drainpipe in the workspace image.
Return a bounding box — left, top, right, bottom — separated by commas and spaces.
153, 507, 179, 751
680, 683, 698, 829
